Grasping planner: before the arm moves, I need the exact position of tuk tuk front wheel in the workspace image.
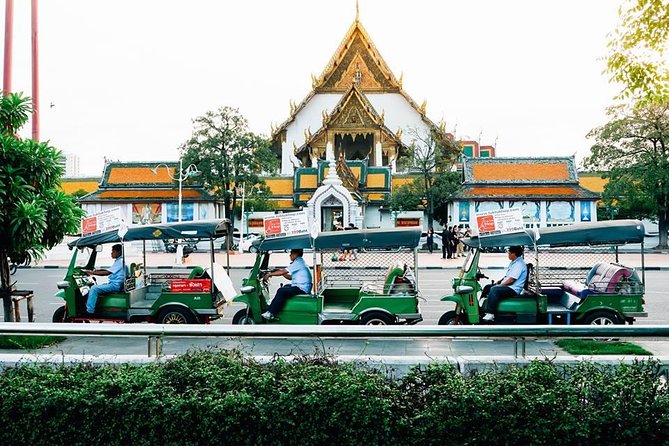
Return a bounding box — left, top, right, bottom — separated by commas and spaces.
157, 307, 196, 324
52, 305, 71, 323
360, 311, 395, 325
438, 310, 469, 325
232, 309, 255, 325
583, 310, 623, 326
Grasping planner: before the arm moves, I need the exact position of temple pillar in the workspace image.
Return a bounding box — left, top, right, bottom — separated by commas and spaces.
326, 141, 334, 161
375, 141, 382, 167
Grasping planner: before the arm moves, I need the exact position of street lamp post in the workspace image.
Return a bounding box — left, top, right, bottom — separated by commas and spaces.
152, 160, 200, 263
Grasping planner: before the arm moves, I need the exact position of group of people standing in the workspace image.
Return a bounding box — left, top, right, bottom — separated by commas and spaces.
435, 225, 470, 259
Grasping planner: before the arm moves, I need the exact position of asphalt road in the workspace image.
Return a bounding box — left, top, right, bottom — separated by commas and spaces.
10, 268, 669, 325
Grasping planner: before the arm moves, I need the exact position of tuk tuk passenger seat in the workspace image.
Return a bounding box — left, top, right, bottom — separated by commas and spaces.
562, 263, 633, 297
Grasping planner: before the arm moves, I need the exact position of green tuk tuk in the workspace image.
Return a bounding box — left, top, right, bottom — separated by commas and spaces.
438, 219, 647, 326
53, 220, 230, 324
231, 227, 423, 325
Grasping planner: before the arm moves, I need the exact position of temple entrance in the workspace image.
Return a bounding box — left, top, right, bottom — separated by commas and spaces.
321, 206, 343, 231
335, 133, 372, 161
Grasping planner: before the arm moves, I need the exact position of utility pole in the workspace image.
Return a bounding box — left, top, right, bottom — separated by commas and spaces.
3, 0, 14, 95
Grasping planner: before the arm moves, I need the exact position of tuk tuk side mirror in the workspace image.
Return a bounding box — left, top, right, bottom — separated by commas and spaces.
240, 285, 255, 294
456, 285, 474, 294
57, 281, 70, 290
95, 245, 103, 252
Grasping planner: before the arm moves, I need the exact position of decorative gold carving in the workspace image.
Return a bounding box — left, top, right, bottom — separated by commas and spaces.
290, 100, 296, 114
336, 153, 360, 192
399, 72, 403, 87
380, 109, 385, 125
419, 100, 427, 114
293, 141, 299, 155
395, 128, 403, 139
333, 52, 382, 91
311, 73, 318, 89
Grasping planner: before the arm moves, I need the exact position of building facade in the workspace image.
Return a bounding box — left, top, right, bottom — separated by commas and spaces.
451, 157, 600, 230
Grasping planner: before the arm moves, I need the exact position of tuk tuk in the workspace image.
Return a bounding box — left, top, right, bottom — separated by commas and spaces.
53, 220, 231, 324
439, 219, 647, 326
231, 227, 423, 325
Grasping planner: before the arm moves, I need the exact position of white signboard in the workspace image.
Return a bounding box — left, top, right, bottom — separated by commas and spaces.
81, 207, 123, 236
475, 208, 524, 238
263, 211, 309, 240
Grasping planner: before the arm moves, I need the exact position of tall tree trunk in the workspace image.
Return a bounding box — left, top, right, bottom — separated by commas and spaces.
0, 251, 15, 322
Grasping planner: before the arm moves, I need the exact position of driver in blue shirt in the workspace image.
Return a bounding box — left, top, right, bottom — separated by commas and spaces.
481, 245, 527, 322
84, 243, 126, 315
261, 248, 312, 320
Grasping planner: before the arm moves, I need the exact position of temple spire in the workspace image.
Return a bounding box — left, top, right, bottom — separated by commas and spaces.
355, 0, 359, 21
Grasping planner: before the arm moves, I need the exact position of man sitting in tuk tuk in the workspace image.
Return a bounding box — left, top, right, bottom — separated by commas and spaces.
261, 248, 312, 320
481, 245, 527, 322
83, 243, 126, 315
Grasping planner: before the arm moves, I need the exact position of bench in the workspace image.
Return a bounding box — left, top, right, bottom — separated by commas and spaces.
10, 290, 33, 322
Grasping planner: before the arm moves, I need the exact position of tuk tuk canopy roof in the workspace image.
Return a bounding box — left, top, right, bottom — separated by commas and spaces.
255, 227, 422, 252
68, 219, 230, 248
463, 219, 645, 249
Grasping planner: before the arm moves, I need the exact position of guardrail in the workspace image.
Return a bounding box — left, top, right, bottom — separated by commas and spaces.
2, 323, 668, 358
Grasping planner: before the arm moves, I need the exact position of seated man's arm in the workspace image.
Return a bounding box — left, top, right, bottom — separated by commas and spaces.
85, 268, 111, 277
499, 276, 516, 287
263, 268, 289, 282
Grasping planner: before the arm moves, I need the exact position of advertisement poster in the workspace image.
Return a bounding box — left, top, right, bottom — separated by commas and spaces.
132, 203, 162, 225
475, 208, 524, 238
263, 211, 309, 239
547, 201, 575, 222
81, 207, 123, 236
458, 201, 470, 222
166, 203, 194, 222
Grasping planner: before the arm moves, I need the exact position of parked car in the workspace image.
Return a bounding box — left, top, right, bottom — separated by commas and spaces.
219, 233, 261, 253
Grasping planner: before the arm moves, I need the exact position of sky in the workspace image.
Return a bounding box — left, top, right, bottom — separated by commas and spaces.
1, 0, 623, 176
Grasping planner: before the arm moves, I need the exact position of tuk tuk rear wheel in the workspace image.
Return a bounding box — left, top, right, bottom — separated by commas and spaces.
157, 307, 196, 324
583, 310, 623, 326
438, 310, 468, 325
360, 311, 395, 325
232, 309, 255, 325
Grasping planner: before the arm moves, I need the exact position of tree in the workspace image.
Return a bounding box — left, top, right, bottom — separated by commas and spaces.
606, 0, 669, 102
180, 107, 279, 230
387, 171, 462, 227
0, 92, 84, 321
400, 127, 461, 227
584, 100, 669, 248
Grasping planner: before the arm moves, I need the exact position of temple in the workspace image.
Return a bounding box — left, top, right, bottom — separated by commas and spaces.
265, 11, 464, 229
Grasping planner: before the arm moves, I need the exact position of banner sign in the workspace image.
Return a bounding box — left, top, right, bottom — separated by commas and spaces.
263, 211, 309, 239
81, 207, 123, 236
169, 279, 212, 293
397, 218, 420, 227
475, 208, 524, 238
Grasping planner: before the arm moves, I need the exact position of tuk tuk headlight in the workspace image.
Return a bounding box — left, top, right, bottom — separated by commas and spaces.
57, 281, 70, 290
241, 285, 255, 295
456, 285, 474, 294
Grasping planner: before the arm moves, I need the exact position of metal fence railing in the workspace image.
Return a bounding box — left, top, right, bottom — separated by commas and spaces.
2, 323, 669, 358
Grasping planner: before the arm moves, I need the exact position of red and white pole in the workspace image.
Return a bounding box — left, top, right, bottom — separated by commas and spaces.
3, 0, 14, 95
31, 0, 39, 140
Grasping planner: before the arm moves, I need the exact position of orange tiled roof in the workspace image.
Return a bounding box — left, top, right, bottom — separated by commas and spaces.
473, 163, 569, 181
107, 167, 174, 185
59, 179, 99, 195
579, 175, 608, 193
97, 189, 203, 199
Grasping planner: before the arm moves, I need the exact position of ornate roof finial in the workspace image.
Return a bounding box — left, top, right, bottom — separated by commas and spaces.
398, 71, 404, 88
355, 0, 359, 21
419, 100, 427, 114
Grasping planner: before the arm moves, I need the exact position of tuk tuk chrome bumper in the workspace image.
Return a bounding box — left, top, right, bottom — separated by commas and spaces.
623, 312, 648, 318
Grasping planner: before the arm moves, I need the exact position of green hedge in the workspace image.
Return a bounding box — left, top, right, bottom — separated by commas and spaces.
0, 352, 667, 446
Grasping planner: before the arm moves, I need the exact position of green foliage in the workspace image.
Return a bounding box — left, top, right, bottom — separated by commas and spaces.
388, 177, 423, 212
0, 353, 667, 446
557, 339, 653, 355
0, 335, 66, 349
399, 127, 461, 226
69, 188, 89, 199
606, 0, 669, 102
585, 100, 669, 247
0, 93, 84, 316
180, 107, 279, 227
